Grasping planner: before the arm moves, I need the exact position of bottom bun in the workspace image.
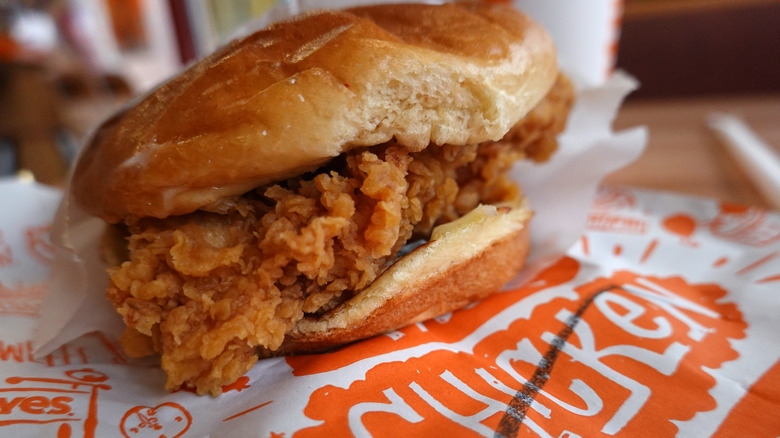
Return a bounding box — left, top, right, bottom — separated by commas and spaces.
273, 200, 532, 354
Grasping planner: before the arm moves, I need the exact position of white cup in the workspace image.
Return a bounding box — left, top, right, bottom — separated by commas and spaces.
513, 0, 624, 86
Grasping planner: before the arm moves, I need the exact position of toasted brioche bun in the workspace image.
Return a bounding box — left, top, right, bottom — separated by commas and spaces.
72, 2, 557, 223
275, 200, 531, 354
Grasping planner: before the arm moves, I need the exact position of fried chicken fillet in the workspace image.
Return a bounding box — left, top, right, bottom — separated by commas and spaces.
71, 3, 574, 395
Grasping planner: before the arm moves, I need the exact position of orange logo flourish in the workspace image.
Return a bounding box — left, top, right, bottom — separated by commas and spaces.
0, 368, 111, 438
292, 257, 747, 437
0, 229, 12, 267
25, 224, 55, 265
710, 202, 780, 247
0, 282, 47, 316
120, 402, 192, 438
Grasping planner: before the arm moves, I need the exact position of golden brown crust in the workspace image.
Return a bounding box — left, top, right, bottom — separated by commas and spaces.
72, 3, 557, 223
274, 201, 532, 354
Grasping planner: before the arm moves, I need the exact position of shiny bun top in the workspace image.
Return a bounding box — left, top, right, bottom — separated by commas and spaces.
72, 2, 557, 222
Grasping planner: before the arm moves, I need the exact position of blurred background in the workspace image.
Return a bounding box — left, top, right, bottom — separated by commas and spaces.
1, 0, 779, 205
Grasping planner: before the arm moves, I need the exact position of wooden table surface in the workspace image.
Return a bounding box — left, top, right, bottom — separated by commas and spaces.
606, 93, 780, 210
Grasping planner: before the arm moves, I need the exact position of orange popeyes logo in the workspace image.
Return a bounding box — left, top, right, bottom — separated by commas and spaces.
0, 229, 12, 267
709, 202, 780, 247
0, 222, 54, 317
0, 283, 48, 316
587, 187, 646, 235
0, 282, 47, 316
0, 368, 111, 438
0, 223, 55, 268
592, 186, 636, 210
0, 333, 127, 368
658, 203, 780, 248
0, 366, 195, 438
25, 224, 55, 265
290, 257, 746, 437
120, 402, 192, 438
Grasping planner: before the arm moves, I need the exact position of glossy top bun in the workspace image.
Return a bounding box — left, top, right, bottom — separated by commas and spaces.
72, 2, 557, 223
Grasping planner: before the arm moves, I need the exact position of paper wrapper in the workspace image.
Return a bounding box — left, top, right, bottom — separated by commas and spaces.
5, 179, 780, 436
6, 1, 741, 436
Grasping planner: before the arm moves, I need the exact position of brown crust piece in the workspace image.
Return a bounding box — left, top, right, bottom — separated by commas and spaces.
273, 201, 531, 354
72, 3, 556, 223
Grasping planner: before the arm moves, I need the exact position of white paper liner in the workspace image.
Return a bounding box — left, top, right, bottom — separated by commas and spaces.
4, 181, 780, 437
2, 2, 776, 436
6, 1, 694, 436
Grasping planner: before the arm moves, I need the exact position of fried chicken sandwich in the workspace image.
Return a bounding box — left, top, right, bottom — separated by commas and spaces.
71, 2, 574, 395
